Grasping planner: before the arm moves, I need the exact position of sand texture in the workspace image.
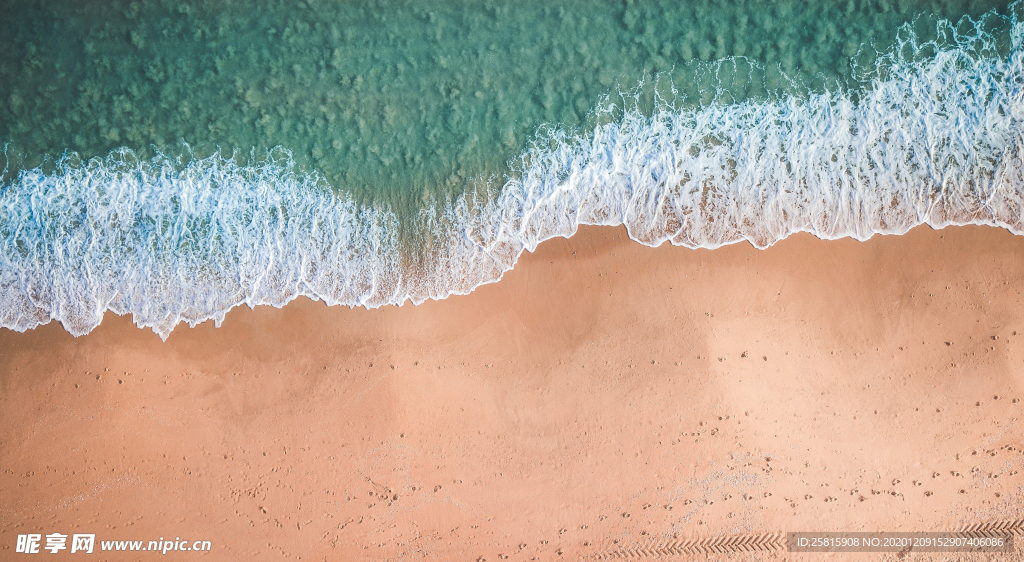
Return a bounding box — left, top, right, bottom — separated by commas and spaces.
1, 224, 1023, 560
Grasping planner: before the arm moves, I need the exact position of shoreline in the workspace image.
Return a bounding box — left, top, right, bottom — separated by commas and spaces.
2, 224, 1023, 560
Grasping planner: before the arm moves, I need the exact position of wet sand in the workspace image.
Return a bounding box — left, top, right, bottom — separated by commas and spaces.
1, 224, 1022, 560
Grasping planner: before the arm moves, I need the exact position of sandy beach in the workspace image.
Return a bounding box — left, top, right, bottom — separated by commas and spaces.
1, 224, 1023, 561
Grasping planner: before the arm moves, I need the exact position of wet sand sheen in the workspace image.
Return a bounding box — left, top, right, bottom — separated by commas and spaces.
1, 224, 1023, 560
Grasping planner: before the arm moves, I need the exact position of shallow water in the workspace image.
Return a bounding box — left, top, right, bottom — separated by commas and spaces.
0, 0, 1020, 338
1, 0, 1009, 198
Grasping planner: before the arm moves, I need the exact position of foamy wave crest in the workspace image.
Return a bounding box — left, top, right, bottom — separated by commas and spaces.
1, 5, 1022, 338
497, 6, 1024, 251
0, 150, 410, 336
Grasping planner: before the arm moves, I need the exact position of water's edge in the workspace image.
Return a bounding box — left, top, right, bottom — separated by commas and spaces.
1, 5, 1022, 339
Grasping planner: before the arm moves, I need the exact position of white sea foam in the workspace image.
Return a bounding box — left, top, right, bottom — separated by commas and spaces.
1, 6, 1022, 339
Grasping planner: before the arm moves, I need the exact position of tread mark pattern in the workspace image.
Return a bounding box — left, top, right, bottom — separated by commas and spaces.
600, 532, 785, 558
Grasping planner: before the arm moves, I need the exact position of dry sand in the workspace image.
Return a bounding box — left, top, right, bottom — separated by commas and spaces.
1, 224, 1023, 561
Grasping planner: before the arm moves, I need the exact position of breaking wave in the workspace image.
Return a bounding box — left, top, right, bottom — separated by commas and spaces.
1, 5, 1023, 339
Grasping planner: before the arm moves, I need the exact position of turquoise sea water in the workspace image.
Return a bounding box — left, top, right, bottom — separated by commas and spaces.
0, 0, 1021, 338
